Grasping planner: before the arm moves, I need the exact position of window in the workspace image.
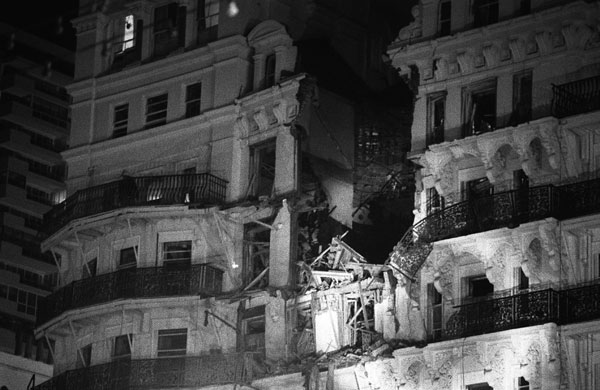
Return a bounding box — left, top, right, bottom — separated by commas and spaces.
517, 267, 529, 290
119, 247, 137, 268
462, 79, 496, 137
264, 54, 276, 88
185, 82, 202, 118
113, 17, 143, 68
511, 71, 532, 126
473, 0, 498, 27
517, 376, 529, 389
76, 344, 92, 368
113, 334, 132, 359
593, 253, 600, 280
249, 139, 276, 198
242, 306, 265, 352
122, 15, 135, 51
163, 241, 192, 268
16, 290, 37, 315
83, 258, 97, 279
467, 384, 492, 390
153, 3, 186, 57
426, 188, 445, 215
428, 283, 443, 341
439, 1, 451, 36
427, 92, 446, 146
145, 94, 168, 129
468, 276, 494, 298
113, 103, 129, 138
157, 328, 187, 357
464, 177, 493, 201
197, 0, 219, 45
26, 186, 52, 205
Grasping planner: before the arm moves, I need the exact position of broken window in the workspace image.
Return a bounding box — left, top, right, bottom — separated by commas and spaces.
113, 334, 132, 360
119, 246, 137, 269
185, 82, 202, 118
439, 1, 451, 37
428, 283, 443, 341
264, 53, 276, 88
249, 139, 276, 198
145, 93, 168, 129
462, 79, 496, 137
243, 221, 271, 288
153, 3, 186, 57
76, 344, 92, 368
511, 70, 532, 126
82, 258, 97, 279
157, 328, 187, 357
197, 0, 219, 45
163, 241, 192, 268
241, 305, 265, 352
472, 0, 498, 27
113, 103, 129, 138
427, 92, 446, 146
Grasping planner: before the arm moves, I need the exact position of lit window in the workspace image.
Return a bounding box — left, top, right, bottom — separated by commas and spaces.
119, 247, 137, 269
76, 344, 92, 368
113, 334, 132, 359
113, 103, 129, 138
185, 82, 202, 118
122, 15, 135, 51
145, 93, 168, 129
163, 241, 192, 268
157, 328, 187, 357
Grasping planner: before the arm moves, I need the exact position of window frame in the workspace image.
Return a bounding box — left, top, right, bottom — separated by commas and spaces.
462, 78, 497, 137
83, 258, 98, 279
145, 93, 168, 129
76, 344, 92, 368
113, 334, 132, 360
157, 328, 188, 357
264, 53, 276, 88
162, 240, 192, 268
185, 82, 202, 118
438, 1, 451, 37
119, 246, 138, 269
426, 91, 446, 146
113, 103, 129, 138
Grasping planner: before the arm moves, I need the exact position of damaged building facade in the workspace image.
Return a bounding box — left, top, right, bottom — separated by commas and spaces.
386, 0, 600, 389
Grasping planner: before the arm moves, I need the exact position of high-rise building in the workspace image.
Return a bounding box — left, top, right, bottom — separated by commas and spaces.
387, 0, 600, 388
0, 22, 72, 388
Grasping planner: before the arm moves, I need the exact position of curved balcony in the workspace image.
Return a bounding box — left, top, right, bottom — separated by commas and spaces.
552, 75, 600, 118
33, 352, 269, 390
392, 178, 600, 279
37, 264, 223, 326
439, 280, 600, 341
44, 173, 227, 234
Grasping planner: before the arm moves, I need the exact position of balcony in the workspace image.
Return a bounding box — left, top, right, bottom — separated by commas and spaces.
33, 352, 269, 390
37, 264, 223, 325
552, 75, 600, 118
439, 281, 600, 341
44, 173, 228, 234
393, 178, 600, 279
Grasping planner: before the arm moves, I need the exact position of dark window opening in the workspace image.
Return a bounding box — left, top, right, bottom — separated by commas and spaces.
518, 268, 529, 290
264, 53, 276, 88
83, 258, 97, 279
197, 0, 219, 45
185, 82, 202, 118
76, 344, 92, 368
163, 241, 192, 268
439, 1, 451, 36
145, 93, 168, 129
511, 70, 532, 126
113, 334, 132, 359
473, 0, 498, 27
241, 305, 265, 352
427, 92, 446, 146
113, 103, 129, 138
428, 283, 443, 341
157, 328, 187, 357
243, 221, 271, 288
426, 188, 445, 215
153, 3, 186, 57
249, 139, 276, 198
464, 177, 493, 200
469, 276, 494, 298
119, 247, 137, 269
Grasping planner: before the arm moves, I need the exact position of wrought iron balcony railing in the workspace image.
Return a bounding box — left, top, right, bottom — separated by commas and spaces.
44, 173, 227, 234
438, 280, 600, 341
37, 264, 223, 325
552, 75, 600, 118
392, 178, 600, 279
33, 352, 269, 390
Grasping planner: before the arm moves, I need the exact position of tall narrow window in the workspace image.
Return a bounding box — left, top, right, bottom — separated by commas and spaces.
157, 329, 187, 357
593, 253, 600, 280
83, 258, 97, 279
427, 92, 446, 146
249, 139, 276, 198
163, 241, 192, 268
426, 188, 445, 215
119, 246, 137, 269
439, 1, 451, 36
76, 344, 92, 368
145, 93, 168, 129
113, 334, 132, 360
518, 267, 529, 290
517, 377, 530, 390
242, 306, 266, 352
185, 82, 202, 118
428, 283, 443, 341
511, 70, 532, 126
113, 103, 129, 138
462, 79, 497, 137
153, 3, 186, 57
197, 0, 219, 45
122, 15, 135, 51
264, 54, 276, 88
473, 0, 498, 27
